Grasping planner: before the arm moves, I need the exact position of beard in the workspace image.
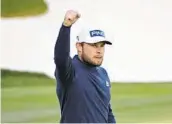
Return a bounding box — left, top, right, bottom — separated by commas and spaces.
81, 51, 103, 67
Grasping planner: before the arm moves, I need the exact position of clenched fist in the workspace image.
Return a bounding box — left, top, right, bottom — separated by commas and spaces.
63, 10, 81, 27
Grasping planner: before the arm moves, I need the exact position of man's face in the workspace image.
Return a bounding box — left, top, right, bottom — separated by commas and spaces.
77, 41, 105, 66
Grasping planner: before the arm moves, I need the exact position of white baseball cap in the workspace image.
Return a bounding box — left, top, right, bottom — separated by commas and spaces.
76, 26, 112, 45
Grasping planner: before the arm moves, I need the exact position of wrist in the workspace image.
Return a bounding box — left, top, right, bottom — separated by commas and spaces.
61, 23, 71, 30
63, 21, 72, 27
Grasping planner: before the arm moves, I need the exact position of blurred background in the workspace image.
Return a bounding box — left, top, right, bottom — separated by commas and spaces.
1, 0, 172, 123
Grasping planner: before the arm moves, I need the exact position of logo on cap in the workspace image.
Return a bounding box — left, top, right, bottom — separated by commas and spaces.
90, 30, 105, 37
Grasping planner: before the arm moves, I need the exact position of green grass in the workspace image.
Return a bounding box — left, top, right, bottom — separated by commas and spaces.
111, 83, 172, 123
1, 0, 48, 18
1, 69, 172, 123
1, 69, 54, 88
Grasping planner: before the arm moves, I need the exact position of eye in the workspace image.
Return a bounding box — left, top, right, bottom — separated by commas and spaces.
100, 43, 105, 47
89, 43, 97, 47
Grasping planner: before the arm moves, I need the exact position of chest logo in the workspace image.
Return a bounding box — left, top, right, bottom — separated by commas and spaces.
106, 81, 110, 87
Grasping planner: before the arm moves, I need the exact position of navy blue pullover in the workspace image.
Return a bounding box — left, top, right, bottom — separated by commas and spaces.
54, 24, 116, 123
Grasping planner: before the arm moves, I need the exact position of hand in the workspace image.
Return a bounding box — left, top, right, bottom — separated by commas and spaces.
63, 10, 81, 27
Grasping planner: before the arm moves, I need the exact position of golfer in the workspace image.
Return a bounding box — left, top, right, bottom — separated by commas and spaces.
54, 10, 116, 123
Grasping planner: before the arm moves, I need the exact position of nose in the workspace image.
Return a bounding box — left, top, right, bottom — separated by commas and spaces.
96, 46, 102, 53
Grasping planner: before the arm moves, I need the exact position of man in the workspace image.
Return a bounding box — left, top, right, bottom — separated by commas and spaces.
54, 10, 116, 123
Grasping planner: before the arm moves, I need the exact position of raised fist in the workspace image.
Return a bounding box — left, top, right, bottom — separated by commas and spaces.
63, 10, 81, 27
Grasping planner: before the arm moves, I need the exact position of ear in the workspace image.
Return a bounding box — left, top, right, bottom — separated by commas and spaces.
76, 42, 83, 53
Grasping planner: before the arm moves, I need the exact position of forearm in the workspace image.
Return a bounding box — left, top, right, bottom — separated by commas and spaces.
54, 24, 71, 65
54, 24, 74, 83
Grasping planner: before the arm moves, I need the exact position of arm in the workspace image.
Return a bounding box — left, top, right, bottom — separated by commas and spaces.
54, 24, 74, 83
108, 103, 116, 123
54, 10, 80, 84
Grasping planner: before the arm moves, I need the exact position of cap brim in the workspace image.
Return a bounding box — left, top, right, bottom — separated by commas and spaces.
94, 40, 112, 45
103, 40, 112, 45
77, 39, 112, 45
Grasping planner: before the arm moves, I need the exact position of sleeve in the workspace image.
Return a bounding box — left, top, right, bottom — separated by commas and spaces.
108, 103, 116, 123
54, 24, 75, 84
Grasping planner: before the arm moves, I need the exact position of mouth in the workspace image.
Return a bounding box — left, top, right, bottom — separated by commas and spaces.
94, 56, 103, 59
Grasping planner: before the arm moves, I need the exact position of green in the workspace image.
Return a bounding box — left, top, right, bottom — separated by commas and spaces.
1, 0, 48, 18
1, 69, 172, 123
